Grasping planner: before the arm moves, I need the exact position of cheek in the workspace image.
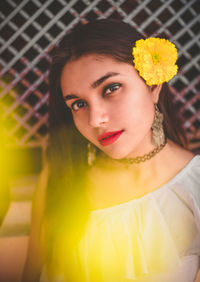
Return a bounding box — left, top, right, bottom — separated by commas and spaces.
114, 89, 154, 119
73, 114, 91, 139
118, 92, 154, 128
73, 116, 84, 133
130, 102, 155, 132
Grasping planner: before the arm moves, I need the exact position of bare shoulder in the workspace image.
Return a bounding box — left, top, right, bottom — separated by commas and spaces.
167, 139, 195, 167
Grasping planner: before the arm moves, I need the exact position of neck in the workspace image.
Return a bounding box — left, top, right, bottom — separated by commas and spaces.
95, 139, 188, 184
87, 139, 194, 210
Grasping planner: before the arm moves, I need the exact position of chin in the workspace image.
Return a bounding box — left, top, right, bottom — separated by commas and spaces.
102, 147, 131, 160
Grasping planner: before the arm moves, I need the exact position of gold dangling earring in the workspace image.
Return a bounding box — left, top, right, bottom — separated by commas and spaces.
87, 142, 96, 166
152, 104, 165, 147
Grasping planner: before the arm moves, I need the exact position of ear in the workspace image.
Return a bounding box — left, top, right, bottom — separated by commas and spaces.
150, 85, 162, 104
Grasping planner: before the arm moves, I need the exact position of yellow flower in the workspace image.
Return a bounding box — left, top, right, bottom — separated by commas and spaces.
132, 38, 178, 86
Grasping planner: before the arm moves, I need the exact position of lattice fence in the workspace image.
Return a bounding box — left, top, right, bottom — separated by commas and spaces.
0, 0, 200, 152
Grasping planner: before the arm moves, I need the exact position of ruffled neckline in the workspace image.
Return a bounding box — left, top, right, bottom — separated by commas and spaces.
91, 155, 200, 214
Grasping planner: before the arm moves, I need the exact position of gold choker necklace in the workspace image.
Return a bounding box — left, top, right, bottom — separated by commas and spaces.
116, 141, 166, 166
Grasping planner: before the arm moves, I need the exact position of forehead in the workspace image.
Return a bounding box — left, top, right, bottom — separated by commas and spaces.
60, 54, 135, 92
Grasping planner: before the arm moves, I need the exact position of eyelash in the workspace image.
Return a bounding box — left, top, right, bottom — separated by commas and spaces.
103, 83, 122, 96
71, 100, 87, 111
71, 83, 122, 111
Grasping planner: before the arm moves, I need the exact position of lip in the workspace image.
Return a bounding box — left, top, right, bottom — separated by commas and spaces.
98, 130, 124, 146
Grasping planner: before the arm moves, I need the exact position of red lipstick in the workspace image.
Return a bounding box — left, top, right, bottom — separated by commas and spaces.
98, 130, 124, 146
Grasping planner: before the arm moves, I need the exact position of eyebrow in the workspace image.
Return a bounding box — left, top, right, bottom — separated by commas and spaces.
63, 94, 78, 101
91, 71, 120, 88
63, 72, 120, 101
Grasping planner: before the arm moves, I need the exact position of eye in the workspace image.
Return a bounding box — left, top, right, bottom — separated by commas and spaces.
103, 83, 122, 96
71, 100, 87, 111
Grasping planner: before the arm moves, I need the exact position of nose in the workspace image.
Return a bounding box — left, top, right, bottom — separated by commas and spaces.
88, 103, 109, 128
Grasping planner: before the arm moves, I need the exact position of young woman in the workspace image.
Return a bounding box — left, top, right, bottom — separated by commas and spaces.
23, 19, 200, 282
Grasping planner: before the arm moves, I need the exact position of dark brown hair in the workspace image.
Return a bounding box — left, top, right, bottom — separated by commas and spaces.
45, 19, 188, 280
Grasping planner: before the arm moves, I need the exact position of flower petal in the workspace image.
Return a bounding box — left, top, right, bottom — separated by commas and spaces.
132, 38, 178, 86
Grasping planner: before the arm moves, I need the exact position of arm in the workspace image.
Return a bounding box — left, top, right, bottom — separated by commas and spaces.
22, 164, 48, 282
195, 269, 200, 282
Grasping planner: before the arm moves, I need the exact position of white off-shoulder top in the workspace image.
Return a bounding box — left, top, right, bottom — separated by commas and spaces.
41, 155, 200, 282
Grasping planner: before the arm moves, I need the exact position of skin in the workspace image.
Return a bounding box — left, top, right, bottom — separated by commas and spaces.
21, 54, 198, 282
61, 54, 161, 159
61, 54, 194, 210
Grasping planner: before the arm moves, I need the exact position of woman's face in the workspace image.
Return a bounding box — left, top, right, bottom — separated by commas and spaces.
61, 54, 160, 159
